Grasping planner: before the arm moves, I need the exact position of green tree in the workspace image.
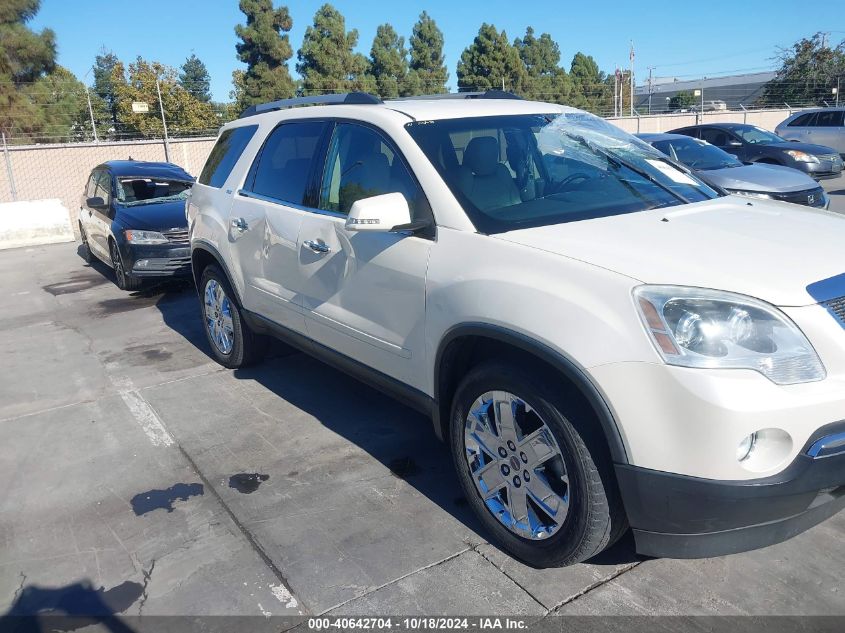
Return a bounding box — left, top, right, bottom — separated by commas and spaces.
112, 57, 218, 138
457, 23, 525, 93
761, 33, 845, 106
514, 27, 569, 102
93, 49, 120, 126
0, 0, 56, 139
234, 0, 296, 113
21, 65, 89, 142
668, 90, 696, 111
370, 24, 408, 98
568, 52, 608, 111
296, 4, 374, 95
406, 11, 448, 95
179, 53, 212, 102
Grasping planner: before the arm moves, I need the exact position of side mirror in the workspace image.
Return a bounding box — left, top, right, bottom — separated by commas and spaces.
86, 196, 106, 209
345, 192, 413, 232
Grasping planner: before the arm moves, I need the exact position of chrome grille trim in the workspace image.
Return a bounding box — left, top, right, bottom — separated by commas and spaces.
823, 296, 845, 328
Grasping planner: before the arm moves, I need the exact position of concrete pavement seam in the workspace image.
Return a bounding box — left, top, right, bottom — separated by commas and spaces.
473, 545, 549, 613
546, 560, 641, 615
317, 546, 474, 615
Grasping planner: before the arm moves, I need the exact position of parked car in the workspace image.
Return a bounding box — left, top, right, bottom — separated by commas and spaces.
638, 133, 829, 208
690, 100, 727, 112
669, 122, 843, 180
776, 107, 845, 157
79, 161, 194, 290
188, 92, 845, 568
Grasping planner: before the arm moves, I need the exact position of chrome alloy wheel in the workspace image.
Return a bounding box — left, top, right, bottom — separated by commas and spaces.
204, 279, 235, 355
464, 391, 569, 540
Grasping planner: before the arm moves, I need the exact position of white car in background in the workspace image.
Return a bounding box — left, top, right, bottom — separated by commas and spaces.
187, 91, 845, 567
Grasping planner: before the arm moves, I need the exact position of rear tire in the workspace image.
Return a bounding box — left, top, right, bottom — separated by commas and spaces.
199, 264, 263, 369
109, 240, 142, 291
450, 361, 626, 567
79, 224, 92, 263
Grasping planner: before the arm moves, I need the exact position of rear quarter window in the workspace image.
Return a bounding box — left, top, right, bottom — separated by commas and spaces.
198, 125, 259, 188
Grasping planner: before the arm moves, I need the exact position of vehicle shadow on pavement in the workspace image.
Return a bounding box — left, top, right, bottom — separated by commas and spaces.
151, 285, 643, 568
0, 579, 141, 631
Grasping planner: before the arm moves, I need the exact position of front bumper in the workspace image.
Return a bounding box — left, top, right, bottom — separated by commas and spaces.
801, 156, 843, 180
122, 243, 192, 277
616, 421, 845, 558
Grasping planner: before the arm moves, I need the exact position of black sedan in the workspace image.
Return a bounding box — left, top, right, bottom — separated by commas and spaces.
669, 123, 843, 180
78, 160, 193, 290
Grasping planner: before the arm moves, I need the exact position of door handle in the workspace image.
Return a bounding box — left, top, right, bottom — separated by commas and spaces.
231, 217, 248, 233
304, 239, 331, 254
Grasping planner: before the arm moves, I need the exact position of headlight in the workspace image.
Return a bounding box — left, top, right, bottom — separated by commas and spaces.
125, 229, 168, 244
784, 150, 819, 164
728, 190, 772, 200
634, 286, 825, 385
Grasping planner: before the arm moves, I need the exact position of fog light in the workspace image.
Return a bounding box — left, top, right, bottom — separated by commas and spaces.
135, 259, 150, 269
737, 433, 757, 462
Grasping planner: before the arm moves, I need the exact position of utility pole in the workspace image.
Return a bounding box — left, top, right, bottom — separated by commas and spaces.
647, 66, 655, 115
614, 67, 621, 117
629, 41, 635, 117
84, 86, 98, 143
155, 78, 171, 163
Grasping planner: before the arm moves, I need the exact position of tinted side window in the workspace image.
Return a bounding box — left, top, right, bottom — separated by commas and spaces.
248, 121, 326, 205
699, 128, 731, 146
814, 110, 844, 127
789, 112, 815, 127
199, 125, 258, 187
318, 123, 429, 219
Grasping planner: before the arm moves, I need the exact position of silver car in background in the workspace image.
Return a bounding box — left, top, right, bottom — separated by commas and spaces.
638, 133, 830, 209
776, 108, 845, 157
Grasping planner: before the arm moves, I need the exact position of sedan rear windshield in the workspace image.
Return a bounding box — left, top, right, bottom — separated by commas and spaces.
116, 178, 192, 206
406, 112, 718, 234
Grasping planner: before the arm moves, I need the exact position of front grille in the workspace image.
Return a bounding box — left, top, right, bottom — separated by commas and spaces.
823, 296, 845, 327
771, 186, 826, 207
163, 229, 189, 246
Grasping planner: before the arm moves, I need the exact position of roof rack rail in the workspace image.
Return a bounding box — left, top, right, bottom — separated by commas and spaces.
239, 92, 382, 119
389, 90, 523, 101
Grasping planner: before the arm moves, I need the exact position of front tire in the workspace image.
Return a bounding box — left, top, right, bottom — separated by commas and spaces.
109, 240, 142, 291
199, 264, 263, 369
450, 362, 626, 567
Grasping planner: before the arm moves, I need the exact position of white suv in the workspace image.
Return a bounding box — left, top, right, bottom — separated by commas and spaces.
188, 92, 845, 567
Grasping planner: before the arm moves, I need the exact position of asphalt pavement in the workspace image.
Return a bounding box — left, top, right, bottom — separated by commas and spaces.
1, 182, 844, 620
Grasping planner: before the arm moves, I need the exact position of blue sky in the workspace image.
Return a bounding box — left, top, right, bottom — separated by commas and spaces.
29, 0, 843, 102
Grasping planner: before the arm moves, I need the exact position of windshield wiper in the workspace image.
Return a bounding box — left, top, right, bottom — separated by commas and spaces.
563, 132, 691, 204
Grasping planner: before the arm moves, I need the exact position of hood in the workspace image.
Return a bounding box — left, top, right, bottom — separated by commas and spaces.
495, 197, 845, 307
699, 163, 818, 193
764, 141, 838, 156
114, 200, 188, 232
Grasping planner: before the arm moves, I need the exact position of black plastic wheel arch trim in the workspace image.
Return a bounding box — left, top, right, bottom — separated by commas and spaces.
433, 323, 629, 464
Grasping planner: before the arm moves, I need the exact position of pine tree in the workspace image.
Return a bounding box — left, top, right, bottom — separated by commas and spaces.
180, 53, 212, 103
514, 27, 569, 102
370, 24, 408, 98
21, 66, 89, 142
457, 24, 525, 93
569, 52, 607, 110
406, 11, 448, 95
296, 4, 374, 95
234, 0, 296, 112
0, 0, 56, 139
